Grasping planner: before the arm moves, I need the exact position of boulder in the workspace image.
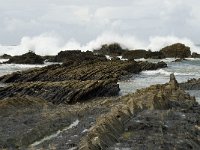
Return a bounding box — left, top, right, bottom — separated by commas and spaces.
160, 43, 191, 58
5, 51, 44, 64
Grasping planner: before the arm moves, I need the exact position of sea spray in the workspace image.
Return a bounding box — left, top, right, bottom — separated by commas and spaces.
0, 32, 200, 56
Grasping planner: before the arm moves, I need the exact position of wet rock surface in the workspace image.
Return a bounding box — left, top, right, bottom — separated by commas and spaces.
4, 51, 44, 64
79, 74, 199, 150
110, 107, 200, 150
0, 79, 119, 104
0, 75, 199, 149
0, 59, 166, 83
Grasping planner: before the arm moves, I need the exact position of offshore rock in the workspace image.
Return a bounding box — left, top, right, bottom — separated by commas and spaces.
0, 79, 119, 104
191, 52, 200, 58
138, 61, 167, 70
48, 50, 107, 63
160, 43, 191, 58
180, 78, 200, 90
144, 51, 166, 59
0, 54, 12, 59
122, 50, 148, 60
79, 74, 197, 150
93, 43, 125, 56
5, 51, 44, 64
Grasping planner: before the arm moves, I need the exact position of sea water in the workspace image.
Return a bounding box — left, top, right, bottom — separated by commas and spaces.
119, 58, 200, 103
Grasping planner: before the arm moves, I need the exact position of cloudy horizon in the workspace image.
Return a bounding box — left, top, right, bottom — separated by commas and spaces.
0, 0, 200, 55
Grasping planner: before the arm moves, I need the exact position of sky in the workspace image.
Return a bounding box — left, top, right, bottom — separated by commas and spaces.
0, 0, 200, 55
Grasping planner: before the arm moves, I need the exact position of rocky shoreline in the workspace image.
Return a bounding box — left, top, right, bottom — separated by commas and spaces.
0, 43, 200, 149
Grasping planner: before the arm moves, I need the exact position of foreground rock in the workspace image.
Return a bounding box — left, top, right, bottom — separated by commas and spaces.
0, 79, 119, 104
5, 51, 44, 64
0, 74, 199, 149
160, 43, 191, 58
0, 60, 166, 83
79, 74, 199, 149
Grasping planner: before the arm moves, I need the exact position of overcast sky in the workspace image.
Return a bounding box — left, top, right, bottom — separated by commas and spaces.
0, 0, 200, 45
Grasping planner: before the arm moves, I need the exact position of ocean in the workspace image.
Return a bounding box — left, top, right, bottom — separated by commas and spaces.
0, 58, 200, 102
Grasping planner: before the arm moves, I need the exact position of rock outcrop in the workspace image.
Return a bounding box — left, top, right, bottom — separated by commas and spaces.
79, 74, 198, 149
48, 50, 106, 63
93, 43, 125, 56
138, 61, 167, 70
160, 43, 191, 58
180, 78, 200, 90
5, 51, 44, 64
122, 50, 148, 60
144, 51, 165, 59
0, 79, 119, 104
191, 52, 200, 58
0, 60, 167, 83
0, 74, 199, 149
0, 54, 12, 59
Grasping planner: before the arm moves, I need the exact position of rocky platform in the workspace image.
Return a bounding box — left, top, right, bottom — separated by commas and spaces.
79, 74, 200, 150
0, 74, 199, 149
0, 79, 119, 104
0, 59, 167, 83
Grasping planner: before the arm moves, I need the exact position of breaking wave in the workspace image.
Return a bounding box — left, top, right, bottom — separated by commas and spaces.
142, 69, 194, 76
0, 32, 200, 56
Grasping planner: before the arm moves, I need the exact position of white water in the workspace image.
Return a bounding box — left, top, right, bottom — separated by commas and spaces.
0, 33, 200, 56
0, 61, 59, 77
30, 119, 79, 147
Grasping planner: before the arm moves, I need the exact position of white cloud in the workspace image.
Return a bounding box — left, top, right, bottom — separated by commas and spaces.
0, 0, 200, 45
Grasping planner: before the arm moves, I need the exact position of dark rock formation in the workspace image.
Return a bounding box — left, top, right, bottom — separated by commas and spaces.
0, 59, 166, 83
0, 74, 199, 149
144, 51, 166, 59
122, 50, 148, 59
48, 50, 106, 63
138, 61, 167, 70
79, 74, 198, 149
180, 78, 200, 90
191, 52, 200, 58
0, 54, 12, 59
93, 43, 125, 56
5, 51, 44, 64
0, 79, 119, 104
160, 43, 191, 58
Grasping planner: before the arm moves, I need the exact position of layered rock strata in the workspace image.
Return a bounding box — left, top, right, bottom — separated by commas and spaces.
79, 74, 198, 149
